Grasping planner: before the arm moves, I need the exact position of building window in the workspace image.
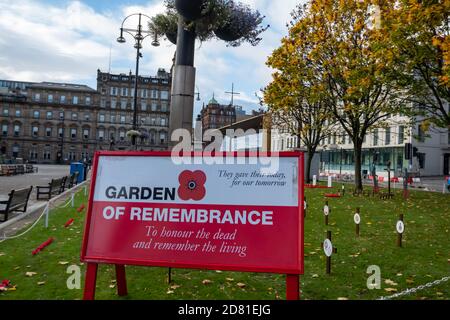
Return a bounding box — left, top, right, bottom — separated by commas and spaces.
43, 150, 51, 160
418, 124, 425, 142
85, 96, 91, 105
83, 129, 89, 140
84, 113, 90, 121
160, 132, 166, 144
32, 126, 39, 137
2, 108, 8, 116
110, 87, 117, 96
46, 111, 53, 120
373, 129, 378, 146
48, 94, 53, 103
121, 99, 127, 109
120, 116, 126, 124
58, 128, 64, 138
398, 126, 404, 144
111, 98, 117, 109
60, 95, 66, 103
141, 89, 148, 98
34, 93, 41, 101
161, 117, 166, 126
418, 153, 426, 169
59, 112, 64, 120
100, 98, 106, 108
99, 114, 105, 123
160, 91, 169, 100
73, 96, 79, 105
33, 111, 40, 119
385, 128, 391, 145
98, 129, 105, 140
72, 112, 78, 121
1, 124, 7, 136
141, 101, 147, 111
71, 128, 77, 139
110, 115, 115, 124
151, 90, 158, 99
121, 87, 128, 97
46, 127, 52, 137
161, 103, 168, 112
119, 130, 125, 141
15, 110, 21, 117
151, 103, 157, 112
14, 125, 20, 136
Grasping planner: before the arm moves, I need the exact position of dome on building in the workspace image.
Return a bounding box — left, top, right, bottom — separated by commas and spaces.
208, 93, 219, 105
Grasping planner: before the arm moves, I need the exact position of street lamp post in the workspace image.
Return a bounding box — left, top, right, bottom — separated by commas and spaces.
117, 13, 160, 150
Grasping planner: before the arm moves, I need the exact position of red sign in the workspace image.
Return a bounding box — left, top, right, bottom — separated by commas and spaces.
81, 151, 304, 300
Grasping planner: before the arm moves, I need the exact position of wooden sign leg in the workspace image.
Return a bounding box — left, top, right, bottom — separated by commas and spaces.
286, 274, 300, 300
83, 263, 98, 300
115, 264, 128, 296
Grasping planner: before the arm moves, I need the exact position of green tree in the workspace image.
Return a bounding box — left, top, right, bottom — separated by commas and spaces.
381, 0, 450, 130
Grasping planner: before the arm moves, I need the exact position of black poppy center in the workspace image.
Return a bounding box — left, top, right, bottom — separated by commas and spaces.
188, 181, 197, 190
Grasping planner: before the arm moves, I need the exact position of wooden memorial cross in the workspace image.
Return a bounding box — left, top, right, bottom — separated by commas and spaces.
323, 231, 337, 274
324, 201, 330, 225
396, 214, 405, 247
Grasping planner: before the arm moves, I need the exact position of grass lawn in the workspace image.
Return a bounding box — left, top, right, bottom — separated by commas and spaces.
0, 184, 449, 300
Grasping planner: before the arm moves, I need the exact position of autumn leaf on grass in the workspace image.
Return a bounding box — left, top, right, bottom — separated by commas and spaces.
406, 279, 414, 284
337, 297, 349, 300
384, 288, 397, 293
166, 290, 174, 295
237, 283, 246, 288
385, 279, 398, 286
25, 272, 37, 277
37, 282, 46, 286
202, 279, 212, 285
58, 261, 69, 265
312, 274, 319, 278
109, 284, 116, 289
0, 252, 5, 257
226, 278, 234, 282
170, 284, 181, 290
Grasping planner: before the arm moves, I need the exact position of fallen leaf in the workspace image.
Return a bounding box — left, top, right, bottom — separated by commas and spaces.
14, 267, 20, 270
202, 279, 212, 285
237, 283, 246, 288
58, 261, 69, 265
385, 279, 398, 286
8, 286, 17, 291
312, 274, 319, 278
396, 273, 403, 277
384, 288, 397, 293
25, 272, 37, 277
406, 279, 414, 284
0, 253, 5, 257
109, 284, 116, 289
337, 297, 348, 300
436, 292, 443, 296
37, 282, 46, 286
226, 278, 234, 282
215, 270, 223, 273
170, 284, 180, 290
166, 290, 174, 294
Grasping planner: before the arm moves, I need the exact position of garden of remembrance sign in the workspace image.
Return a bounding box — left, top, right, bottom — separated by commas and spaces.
81, 151, 304, 300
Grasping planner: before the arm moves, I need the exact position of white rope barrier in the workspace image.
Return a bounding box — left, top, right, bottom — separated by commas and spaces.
0, 180, 90, 243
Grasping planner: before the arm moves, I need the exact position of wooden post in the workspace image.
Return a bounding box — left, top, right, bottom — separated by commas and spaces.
83, 263, 98, 300
356, 207, 360, 237
324, 201, 329, 226
168, 267, 172, 284
286, 275, 300, 300
115, 264, 128, 296
341, 184, 345, 197
397, 214, 404, 247
304, 196, 307, 218
326, 231, 332, 274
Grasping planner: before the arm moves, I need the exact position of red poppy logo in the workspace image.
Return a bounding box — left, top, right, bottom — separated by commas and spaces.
178, 170, 207, 201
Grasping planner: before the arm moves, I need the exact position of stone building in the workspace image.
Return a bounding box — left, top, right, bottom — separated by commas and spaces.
0, 81, 99, 164
198, 95, 237, 131
0, 68, 172, 164
96, 69, 171, 151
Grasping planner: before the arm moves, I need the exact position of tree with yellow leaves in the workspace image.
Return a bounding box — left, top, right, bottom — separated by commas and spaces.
381, 0, 450, 129
266, 0, 404, 191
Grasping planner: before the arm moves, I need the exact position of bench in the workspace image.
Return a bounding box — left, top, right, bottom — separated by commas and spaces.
25, 164, 35, 174
1, 165, 16, 176
36, 177, 65, 200
16, 165, 25, 175
0, 187, 33, 222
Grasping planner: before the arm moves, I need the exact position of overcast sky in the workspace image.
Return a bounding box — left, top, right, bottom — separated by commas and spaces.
0, 0, 304, 117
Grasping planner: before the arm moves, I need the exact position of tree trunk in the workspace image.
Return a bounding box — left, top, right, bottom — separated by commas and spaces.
354, 141, 363, 192
305, 147, 315, 184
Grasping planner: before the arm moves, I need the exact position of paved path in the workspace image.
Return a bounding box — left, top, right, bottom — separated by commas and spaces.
0, 165, 70, 206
